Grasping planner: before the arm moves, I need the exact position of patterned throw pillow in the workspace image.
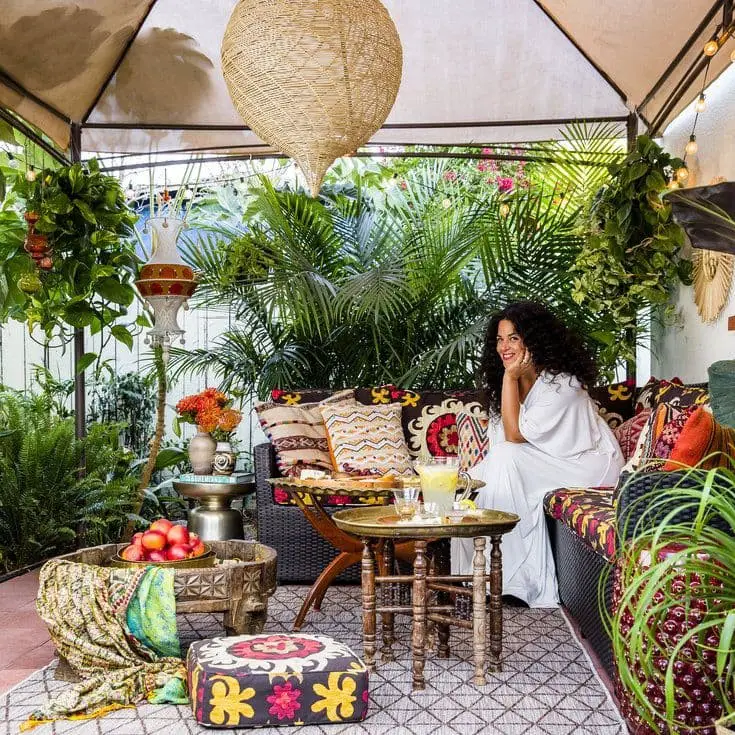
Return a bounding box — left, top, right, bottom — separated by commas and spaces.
320, 403, 414, 476
664, 406, 735, 470
255, 390, 355, 477
613, 409, 651, 463
589, 381, 636, 430
652, 379, 709, 411
631, 403, 696, 473
652, 406, 697, 461
456, 410, 490, 471
270, 388, 334, 406
353, 385, 488, 458
635, 376, 664, 414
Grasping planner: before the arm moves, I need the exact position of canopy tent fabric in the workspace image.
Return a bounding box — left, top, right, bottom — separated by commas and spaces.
0, 0, 732, 156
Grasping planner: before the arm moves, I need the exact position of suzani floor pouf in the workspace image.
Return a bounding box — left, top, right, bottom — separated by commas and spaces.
187, 633, 369, 727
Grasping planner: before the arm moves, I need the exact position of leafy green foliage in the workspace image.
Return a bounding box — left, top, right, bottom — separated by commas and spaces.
0, 393, 138, 573
608, 467, 735, 732
571, 136, 693, 368
0, 160, 140, 345
165, 164, 609, 396
88, 371, 156, 458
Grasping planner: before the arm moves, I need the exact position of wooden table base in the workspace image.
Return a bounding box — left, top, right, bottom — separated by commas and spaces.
359, 532, 506, 690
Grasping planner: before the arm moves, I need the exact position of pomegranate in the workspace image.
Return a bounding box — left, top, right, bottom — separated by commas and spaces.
166, 525, 190, 547
141, 530, 167, 551
166, 544, 191, 561
120, 544, 145, 562
149, 518, 174, 535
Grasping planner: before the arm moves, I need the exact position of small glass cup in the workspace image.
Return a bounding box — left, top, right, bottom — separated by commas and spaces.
392, 487, 420, 521
420, 501, 439, 520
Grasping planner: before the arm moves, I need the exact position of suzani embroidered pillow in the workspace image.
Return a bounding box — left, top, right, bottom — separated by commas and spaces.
320, 403, 414, 476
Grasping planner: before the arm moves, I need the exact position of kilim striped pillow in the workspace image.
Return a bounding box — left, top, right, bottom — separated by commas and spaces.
255, 390, 355, 477
456, 410, 490, 471
320, 403, 414, 476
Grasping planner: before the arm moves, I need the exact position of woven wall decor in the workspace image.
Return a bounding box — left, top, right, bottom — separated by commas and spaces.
692, 248, 734, 323
221, 0, 402, 197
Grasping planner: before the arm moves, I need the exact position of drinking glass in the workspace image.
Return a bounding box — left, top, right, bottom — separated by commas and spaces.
414, 456, 471, 515
392, 487, 420, 521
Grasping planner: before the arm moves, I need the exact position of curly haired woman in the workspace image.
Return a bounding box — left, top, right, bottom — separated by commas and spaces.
452, 301, 623, 607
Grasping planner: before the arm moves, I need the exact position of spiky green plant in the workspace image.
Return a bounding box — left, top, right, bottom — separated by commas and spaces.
607, 466, 735, 733
0, 393, 138, 572
164, 162, 608, 396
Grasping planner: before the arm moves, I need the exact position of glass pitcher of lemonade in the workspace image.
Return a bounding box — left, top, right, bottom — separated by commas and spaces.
414, 456, 471, 515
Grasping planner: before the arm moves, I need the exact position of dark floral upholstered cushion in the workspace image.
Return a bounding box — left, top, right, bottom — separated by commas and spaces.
543, 487, 617, 560
588, 380, 636, 430
188, 633, 369, 728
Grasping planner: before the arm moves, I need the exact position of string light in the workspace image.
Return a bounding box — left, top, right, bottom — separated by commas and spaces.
676, 166, 690, 183
685, 134, 698, 156
695, 93, 707, 113
703, 39, 719, 57
667, 179, 680, 191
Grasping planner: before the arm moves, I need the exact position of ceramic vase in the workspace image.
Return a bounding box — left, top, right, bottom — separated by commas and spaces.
213, 441, 237, 476
189, 429, 216, 474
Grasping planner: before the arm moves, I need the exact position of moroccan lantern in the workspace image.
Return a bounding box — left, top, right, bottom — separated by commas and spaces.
23, 212, 53, 269
221, 0, 403, 196
135, 217, 197, 346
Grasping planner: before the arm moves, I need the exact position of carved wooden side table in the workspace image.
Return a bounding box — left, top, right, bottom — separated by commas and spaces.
332, 506, 519, 690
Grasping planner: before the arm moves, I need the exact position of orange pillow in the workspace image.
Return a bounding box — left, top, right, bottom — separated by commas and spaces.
664, 407, 735, 470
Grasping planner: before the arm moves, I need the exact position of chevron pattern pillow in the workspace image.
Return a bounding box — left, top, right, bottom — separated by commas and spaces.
320, 403, 414, 476
456, 410, 490, 471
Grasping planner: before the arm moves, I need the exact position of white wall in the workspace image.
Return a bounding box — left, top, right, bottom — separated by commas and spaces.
654, 64, 735, 382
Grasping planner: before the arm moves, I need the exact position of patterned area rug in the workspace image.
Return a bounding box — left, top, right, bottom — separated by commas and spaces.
0, 585, 624, 735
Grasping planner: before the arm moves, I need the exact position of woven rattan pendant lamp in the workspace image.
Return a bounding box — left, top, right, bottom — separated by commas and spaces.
221, 0, 402, 196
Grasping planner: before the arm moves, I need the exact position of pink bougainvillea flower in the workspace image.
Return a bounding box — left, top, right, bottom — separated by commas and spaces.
476, 161, 489, 172
443, 170, 458, 181
481, 147, 493, 156
497, 177, 514, 194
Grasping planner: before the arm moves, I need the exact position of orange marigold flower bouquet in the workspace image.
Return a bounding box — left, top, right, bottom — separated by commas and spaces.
175, 388, 242, 440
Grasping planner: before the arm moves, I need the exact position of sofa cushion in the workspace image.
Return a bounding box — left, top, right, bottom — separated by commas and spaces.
613, 409, 651, 463
456, 410, 490, 471
589, 381, 636, 430
255, 390, 355, 478
320, 402, 414, 476
354, 386, 488, 458
652, 379, 709, 411
664, 406, 735, 470
544, 487, 617, 560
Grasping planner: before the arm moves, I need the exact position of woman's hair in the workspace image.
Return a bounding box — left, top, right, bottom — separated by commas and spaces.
480, 301, 598, 415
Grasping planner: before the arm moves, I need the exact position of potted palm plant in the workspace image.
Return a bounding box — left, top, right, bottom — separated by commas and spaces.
610, 466, 735, 735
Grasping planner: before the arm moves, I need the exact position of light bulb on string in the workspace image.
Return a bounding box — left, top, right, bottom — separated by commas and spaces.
703, 39, 719, 57
667, 179, 680, 191
685, 134, 698, 156
676, 166, 689, 183
695, 93, 707, 113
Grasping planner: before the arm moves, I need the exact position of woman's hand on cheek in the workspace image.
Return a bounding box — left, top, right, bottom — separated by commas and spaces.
504, 350, 528, 380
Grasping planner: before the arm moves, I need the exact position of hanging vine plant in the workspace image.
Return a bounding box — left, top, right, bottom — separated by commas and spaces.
0, 159, 141, 352
571, 135, 694, 371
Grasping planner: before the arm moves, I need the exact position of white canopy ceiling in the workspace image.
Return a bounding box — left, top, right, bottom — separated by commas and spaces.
0, 0, 732, 156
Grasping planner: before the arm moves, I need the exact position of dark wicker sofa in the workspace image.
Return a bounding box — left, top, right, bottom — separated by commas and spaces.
544, 470, 706, 677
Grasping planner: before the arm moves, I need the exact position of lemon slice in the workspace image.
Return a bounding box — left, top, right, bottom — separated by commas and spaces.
458, 498, 477, 510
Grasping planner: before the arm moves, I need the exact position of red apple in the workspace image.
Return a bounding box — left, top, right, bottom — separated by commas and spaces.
149, 518, 174, 535
166, 525, 190, 547
141, 530, 167, 551
146, 550, 167, 562
131, 532, 144, 546
121, 544, 145, 562
166, 544, 191, 561
190, 540, 206, 558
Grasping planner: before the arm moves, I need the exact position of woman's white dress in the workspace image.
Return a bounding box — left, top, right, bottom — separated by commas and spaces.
451, 371, 623, 607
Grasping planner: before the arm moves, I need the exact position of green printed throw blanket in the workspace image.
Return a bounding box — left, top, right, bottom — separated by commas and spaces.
22, 559, 188, 730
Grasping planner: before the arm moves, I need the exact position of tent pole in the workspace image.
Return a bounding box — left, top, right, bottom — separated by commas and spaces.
626, 112, 638, 386
70, 122, 86, 442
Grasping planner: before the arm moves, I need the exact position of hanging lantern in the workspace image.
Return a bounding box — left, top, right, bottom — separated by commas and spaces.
23, 211, 53, 269
135, 217, 197, 346
221, 0, 403, 197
